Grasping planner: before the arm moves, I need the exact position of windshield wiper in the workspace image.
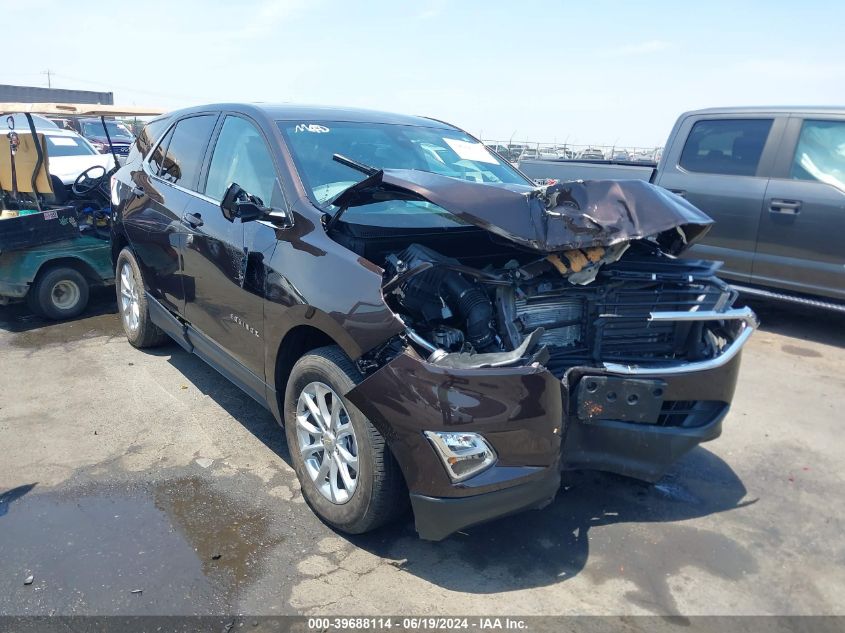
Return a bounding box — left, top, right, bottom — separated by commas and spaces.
332, 153, 378, 176
323, 154, 382, 233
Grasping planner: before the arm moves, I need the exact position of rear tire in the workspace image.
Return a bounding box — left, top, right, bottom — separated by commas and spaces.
284, 345, 406, 534
29, 266, 89, 320
116, 247, 169, 348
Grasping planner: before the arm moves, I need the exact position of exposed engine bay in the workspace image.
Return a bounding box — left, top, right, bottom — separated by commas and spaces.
374, 236, 735, 376
325, 172, 740, 377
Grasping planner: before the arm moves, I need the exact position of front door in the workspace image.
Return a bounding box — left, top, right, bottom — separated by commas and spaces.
657, 116, 782, 281
182, 114, 286, 387
754, 116, 845, 301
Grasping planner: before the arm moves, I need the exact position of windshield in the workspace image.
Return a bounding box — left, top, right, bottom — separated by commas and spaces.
45, 134, 97, 157
81, 120, 132, 139
278, 121, 530, 206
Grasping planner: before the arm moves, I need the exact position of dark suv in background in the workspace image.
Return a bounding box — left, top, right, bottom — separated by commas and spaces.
111, 104, 755, 540
70, 117, 134, 157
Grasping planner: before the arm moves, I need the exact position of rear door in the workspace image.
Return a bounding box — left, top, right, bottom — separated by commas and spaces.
121, 120, 197, 314
656, 115, 786, 281
182, 114, 285, 391
754, 116, 845, 301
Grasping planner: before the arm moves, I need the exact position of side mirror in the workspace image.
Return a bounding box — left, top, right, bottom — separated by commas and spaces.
220, 182, 267, 223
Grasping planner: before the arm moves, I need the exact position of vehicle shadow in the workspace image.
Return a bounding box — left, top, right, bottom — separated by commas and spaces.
347, 447, 756, 614
163, 347, 290, 461
739, 296, 844, 348
153, 345, 755, 614
0, 287, 118, 335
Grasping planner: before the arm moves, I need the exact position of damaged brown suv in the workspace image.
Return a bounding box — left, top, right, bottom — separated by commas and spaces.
111, 104, 757, 540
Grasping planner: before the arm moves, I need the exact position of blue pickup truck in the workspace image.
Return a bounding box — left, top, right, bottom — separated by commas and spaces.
519, 107, 845, 311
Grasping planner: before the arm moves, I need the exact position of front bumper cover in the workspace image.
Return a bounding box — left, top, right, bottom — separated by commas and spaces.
346, 308, 755, 539
410, 467, 561, 541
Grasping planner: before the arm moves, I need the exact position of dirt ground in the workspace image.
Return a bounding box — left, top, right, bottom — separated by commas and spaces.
1, 291, 843, 617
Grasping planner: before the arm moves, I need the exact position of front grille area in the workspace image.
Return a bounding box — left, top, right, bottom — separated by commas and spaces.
658, 400, 727, 428
513, 261, 733, 376
594, 281, 726, 362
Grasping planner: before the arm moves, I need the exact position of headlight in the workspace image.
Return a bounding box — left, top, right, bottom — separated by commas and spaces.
424, 431, 496, 482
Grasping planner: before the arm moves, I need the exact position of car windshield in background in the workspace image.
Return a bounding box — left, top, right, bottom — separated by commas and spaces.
277, 121, 529, 206
81, 120, 132, 138
45, 134, 97, 157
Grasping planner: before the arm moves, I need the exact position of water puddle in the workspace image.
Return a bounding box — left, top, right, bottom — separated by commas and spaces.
0, 290, 124, 350
0, 476, 281, 614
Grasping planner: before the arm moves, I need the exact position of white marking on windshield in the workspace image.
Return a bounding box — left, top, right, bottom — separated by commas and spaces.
294, 124, 331, 133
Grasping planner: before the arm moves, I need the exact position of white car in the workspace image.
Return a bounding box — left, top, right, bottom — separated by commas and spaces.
40, 128, 116, 186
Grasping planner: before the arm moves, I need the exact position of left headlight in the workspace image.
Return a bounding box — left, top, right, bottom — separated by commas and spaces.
424, 431, 497, 482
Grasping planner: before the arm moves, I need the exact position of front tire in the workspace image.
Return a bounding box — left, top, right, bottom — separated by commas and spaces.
29, 266, 89, 320
284, 346, 406, 534
116, 248, 169, 348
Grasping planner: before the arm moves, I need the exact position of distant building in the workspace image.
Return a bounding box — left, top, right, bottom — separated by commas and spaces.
0, 84, 113, 105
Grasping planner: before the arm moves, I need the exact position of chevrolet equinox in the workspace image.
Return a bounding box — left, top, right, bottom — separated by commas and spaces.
111, 104, 757, 540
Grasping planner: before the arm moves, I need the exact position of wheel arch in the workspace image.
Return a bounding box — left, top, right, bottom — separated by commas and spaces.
111, 230, 130, 267
271, 323, 338, 422
31, 257, 102, 289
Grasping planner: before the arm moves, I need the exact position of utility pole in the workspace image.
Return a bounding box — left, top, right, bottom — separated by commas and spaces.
42, 69, 53, 89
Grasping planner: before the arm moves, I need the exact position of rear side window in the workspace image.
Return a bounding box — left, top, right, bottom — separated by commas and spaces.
791, 119, 845, 191
679, 119, 772, 176
157, 115, 217, 191
128, 116, 171, 163
148, 126, 173, 176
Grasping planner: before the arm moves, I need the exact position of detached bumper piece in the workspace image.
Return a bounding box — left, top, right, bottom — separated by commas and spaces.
410, 468, 561, 541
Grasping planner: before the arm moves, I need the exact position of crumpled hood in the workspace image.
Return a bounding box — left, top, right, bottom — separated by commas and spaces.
331, 169, 713, 255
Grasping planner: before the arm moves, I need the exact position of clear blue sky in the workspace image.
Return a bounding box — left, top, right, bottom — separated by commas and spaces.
2, 0, 843, 146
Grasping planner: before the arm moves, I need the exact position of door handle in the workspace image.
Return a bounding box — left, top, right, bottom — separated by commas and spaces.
769, 199, 802, 215
131, 186, 145, 197
668, 188, 686, 198
182, 212, 204, 227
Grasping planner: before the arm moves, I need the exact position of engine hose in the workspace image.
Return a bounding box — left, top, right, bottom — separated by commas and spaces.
442, 274, 499, 352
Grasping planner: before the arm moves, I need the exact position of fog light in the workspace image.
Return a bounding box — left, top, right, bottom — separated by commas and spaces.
424, 431, 496, 482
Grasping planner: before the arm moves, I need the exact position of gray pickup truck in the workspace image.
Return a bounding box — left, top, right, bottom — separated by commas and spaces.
519, 107, 845, 310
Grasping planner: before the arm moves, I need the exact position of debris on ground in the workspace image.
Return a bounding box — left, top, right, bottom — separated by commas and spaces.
23, 575, 34, 585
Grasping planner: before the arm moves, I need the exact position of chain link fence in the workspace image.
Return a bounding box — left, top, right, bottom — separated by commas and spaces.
481, 140, 663, 163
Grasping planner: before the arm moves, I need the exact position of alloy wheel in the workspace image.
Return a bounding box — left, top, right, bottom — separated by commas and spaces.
119, 262, 140, 333
295, 381, 359, 504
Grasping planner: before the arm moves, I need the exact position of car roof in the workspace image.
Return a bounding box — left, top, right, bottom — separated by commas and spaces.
163, 103, 461, 130
8, 123, 81, 138
6, 112, 59, 130
684, 106, 845, 116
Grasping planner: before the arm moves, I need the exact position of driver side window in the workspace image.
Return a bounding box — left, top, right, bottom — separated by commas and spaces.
204, 116, 282, 207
